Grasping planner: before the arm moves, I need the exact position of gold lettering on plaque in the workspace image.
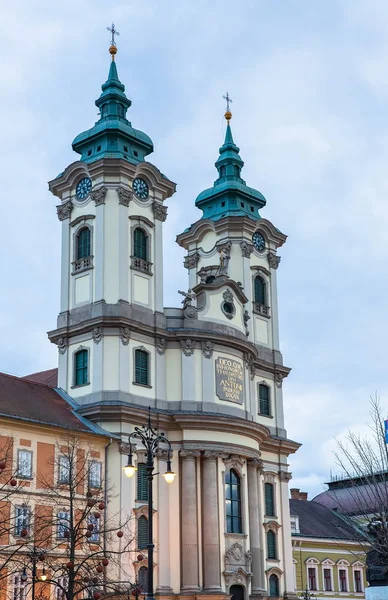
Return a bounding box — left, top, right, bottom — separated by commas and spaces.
215, 357, 244, 404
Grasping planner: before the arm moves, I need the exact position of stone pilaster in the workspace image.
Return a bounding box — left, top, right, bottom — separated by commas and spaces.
279, 471, 296, 599
181, 450, 201, 592
202, 451, 222, 592
247, 458, 266, 598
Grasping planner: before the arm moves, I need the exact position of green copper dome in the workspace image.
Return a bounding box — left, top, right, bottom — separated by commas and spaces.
72, 50, 153, 164
195, 120, 266, 221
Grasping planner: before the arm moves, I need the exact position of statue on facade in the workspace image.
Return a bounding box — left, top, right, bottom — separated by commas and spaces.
217, 247, 231, 276
178, 288, 196, 310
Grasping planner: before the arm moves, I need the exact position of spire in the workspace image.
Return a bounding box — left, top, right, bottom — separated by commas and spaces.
72, 26, 153, 164
195, 94, 266, 221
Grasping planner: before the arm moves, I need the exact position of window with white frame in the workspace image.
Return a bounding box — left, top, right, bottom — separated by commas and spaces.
88, 461, 102, 489
290, 515, 300, 534
15, 507, 30, 537
55, 577, 68, 600
339, 569, 348, 592
13, 574, 27, 600
17, 450, 32, 479
87, 513, 100, 543
57, 511, 70, 539
306, 559, 319, 591
354, 570, 363, 593
58, 455, 70, 484
323, 568, 332, 591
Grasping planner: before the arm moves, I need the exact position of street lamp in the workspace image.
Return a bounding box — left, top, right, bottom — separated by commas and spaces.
21, 548, 47, 600
123, 407, 175, 600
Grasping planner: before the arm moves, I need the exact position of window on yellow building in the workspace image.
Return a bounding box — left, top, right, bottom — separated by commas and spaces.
308, 568, 317, 591
354, 570, 363, 593
339, 569, 347, 592
323, 568, 332, 591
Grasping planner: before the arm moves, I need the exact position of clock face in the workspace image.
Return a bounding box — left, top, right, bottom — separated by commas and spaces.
76, 177, 92, 200
252, 231, 265, 252
133, 177, 149, 200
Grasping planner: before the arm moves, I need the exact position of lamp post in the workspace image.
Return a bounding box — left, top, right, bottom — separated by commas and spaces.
123, 407, 175, 600
21, 548, 47, 600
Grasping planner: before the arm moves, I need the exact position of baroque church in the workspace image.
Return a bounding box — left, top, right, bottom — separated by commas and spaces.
44, 36, 300, 600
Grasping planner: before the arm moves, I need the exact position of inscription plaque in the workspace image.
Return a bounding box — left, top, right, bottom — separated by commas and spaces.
215, 357, 244, 404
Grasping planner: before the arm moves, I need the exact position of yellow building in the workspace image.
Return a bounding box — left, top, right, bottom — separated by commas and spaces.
290, 489, 367, 600
0, 371, 113, 600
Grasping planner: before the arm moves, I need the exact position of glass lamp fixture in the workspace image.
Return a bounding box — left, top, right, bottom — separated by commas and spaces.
21, 568, 28, 583
123, 455, 137, 478
40, 568, 47, 582
163, 459, 175, 484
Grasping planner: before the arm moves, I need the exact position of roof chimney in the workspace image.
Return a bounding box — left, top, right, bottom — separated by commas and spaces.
290, 488, 308, 501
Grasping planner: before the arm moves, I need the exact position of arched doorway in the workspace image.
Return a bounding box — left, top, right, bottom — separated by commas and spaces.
230, 584, 245, 600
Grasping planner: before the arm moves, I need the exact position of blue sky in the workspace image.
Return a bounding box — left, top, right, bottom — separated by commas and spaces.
1, 0, 388, 496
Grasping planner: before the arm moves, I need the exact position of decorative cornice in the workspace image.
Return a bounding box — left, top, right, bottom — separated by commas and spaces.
247, 457, 264, 472
250, 265, 271, 277
201, 340, 214, 359
180, 339, 196, 356
240, 241, 254, 258
90, 186, 107, 206
279, 470, 292, 482
152, 201, 167, 222
203, 450, 227, 460
116, 186, 133, 207
193, 279, 248, 305
268, 252, 281, 270
184, 252, 200, 270
223, 454, 245, 471
57, 337, 68, 354
243, 353, 255, 380
56, 201, 73, 221
264, 520, 281, 533
275, 372, 285, 388
120, 327, 131, 346
92, 327, 103, 345
156, 338, 166, 355
180, 450, 201, 459
70, 214, 95, 227
128, 215, 154, 228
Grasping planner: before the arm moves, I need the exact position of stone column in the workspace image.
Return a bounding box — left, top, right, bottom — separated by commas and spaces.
202, 451, 222, 592
247, 459, 266, 597
181, 450, 200, 592
279, 471, 298, 600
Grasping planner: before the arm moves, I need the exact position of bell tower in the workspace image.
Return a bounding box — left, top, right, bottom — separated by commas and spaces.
48, 36, 176, 397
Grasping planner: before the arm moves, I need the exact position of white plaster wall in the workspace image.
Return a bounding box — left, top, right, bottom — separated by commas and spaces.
199, 290, 245, 332
165, 349, 182, 402
104, 189, 120, 304
103, 336, 120, 389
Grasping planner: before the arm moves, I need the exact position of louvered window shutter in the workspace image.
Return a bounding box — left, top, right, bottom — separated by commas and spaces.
137, 516, 148, 550
265, 483, 275, 516
254, 276, 266, 305
135, 350, 149, 385
77, 228, 91, 259
137, 463, 148, 501
75, 350, 88, 386
134, 229, 147, 260
267, 530, 276, 559
259, 385, 270, 416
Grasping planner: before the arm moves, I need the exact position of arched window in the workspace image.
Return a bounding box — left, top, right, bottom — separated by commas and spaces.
137, 463, 148, 501
230, 585, 244, 600
225, 469, 242, 534
259, 384, 271, 416
254, 276, 266, 305
77, 227, 91, 260
133, 228, 147, 261
74, 349, 88, 386
269, 574, 279, 597
265, 483, 275, 516
267, 530, 277, 560
138, 566, 148, 593
137, 516, 148, 550
134, 349, 149, 386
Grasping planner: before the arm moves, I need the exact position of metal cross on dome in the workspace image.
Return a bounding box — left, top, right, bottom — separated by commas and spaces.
107, 23, 120, 46
223, 91, 233, 111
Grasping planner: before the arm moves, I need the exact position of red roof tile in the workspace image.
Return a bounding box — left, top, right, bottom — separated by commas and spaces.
23, 368, 58, 387
0, 371, 93, 433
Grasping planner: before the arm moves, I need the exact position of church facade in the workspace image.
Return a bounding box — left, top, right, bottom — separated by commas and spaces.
47, 39, 300, 600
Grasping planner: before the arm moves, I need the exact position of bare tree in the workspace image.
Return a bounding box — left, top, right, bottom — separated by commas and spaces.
1, 435, 135, 600
333, 395, 388, 562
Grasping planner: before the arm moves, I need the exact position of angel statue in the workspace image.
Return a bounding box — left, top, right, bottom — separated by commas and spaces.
178, 288, 196, 309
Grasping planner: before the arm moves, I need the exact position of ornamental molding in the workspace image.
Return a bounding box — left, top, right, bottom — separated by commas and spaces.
201, 340, 214, 359
225, 542, 245, 564
263, 472, 277, 484
197, 265, 218, 282
216, 241, 232, 276
223, 454, 245, 472
154, 448, 171, 461
279, 470, 292, 483
92, 327, 103, 345
180, 450, 201, 459
118, 441, 132, 455
156, 338, 166, 355
275, 372, 285, 388
203, 450, 227, 460
180, 339, 196, 357
243, 310, 250, 337
263, 520, 281, 533
116, 186, 133, 207
243, 353, 256, 380
240, 241, 254, 258
224, 566, 253, 586
56, 201, 73, 221
152, 201, 167, 222
268, 252, 281, 270
247, 457, 264, 472
90, 186, 108, 206
133, 505, 155, 518
120, 327, 131, 346
57, 337, 68, 354
265, 566, 283, 577
184, 252, 200, 270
